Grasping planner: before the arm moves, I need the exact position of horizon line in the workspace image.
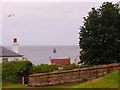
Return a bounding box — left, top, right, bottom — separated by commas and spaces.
3, 45, 79, 47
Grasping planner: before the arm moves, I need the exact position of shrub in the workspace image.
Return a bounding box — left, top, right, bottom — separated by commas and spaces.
2, 60, 32, 83
62, 64, 79, 70
32, 64, 58, 73
62, 64, 94, 70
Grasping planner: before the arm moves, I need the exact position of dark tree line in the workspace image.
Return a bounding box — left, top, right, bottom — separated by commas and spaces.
79, 2, 120, 65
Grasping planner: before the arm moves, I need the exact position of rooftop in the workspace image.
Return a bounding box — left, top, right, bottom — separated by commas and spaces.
0, 46, 23, 57
50, 57, 70, 59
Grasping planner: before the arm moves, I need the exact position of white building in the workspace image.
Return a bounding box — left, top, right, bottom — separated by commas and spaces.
0, 38, 24, 63
118, 1, 120, 8
74, 56, 81, 65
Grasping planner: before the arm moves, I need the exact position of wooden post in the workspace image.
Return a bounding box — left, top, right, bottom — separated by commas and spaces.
22, 77, 24, 85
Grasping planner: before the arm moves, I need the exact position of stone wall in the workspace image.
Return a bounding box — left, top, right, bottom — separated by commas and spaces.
28, 63, 120, 87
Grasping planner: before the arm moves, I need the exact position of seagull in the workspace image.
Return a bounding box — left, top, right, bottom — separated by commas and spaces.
8, 14, 14, 17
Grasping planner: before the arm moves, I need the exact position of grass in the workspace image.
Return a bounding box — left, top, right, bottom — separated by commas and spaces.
72, 70, 120, 88
2, 70, 120, 88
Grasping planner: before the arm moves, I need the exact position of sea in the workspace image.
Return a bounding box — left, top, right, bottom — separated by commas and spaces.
6, 46, 80, 65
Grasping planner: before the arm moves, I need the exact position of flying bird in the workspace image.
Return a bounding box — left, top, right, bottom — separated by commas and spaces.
8, 14, 14, 17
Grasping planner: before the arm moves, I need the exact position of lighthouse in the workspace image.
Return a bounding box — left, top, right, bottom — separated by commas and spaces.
12, 38, 19, 53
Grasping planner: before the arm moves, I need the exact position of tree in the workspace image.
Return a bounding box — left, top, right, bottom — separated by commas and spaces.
79, 2, 120, 65
2, 60, 32, 83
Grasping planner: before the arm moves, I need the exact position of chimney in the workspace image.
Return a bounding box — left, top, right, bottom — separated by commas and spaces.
12, 38, 19, 53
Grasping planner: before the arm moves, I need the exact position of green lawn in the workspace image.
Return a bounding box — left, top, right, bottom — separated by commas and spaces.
72, 70, 120, 88
2, 70, 120, 88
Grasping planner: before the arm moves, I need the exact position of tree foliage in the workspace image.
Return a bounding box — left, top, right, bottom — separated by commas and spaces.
61, 64, 93, 70
2, 60, 32, 83
62, 64, 79, 70
32, 64, 58, 73
79, 2, 120, 65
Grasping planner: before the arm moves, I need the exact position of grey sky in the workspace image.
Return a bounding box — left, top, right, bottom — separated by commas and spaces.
1, 2, 112, 46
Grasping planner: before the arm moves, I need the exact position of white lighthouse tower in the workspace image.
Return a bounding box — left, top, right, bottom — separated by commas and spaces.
12, 38, 19, 53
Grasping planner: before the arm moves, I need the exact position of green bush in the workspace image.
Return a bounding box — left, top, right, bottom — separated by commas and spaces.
62, 64, 94, 70
77, 65, 94, 68
62, 64, 79, 70
32, 64, 58, 73
2, 60, 32, 83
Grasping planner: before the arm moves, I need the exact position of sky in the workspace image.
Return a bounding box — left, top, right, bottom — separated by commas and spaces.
0, 0, 119, 46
